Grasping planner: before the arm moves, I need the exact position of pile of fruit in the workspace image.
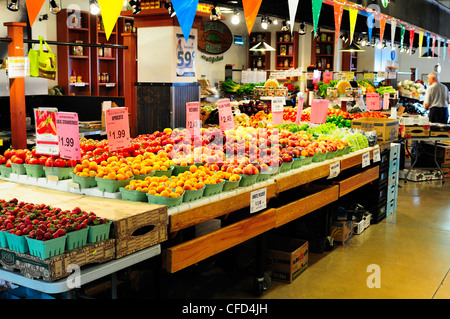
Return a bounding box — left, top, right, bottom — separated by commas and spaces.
349, 111, 388, 119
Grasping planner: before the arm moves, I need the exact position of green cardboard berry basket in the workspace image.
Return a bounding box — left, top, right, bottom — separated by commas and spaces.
119, 187, 147, 202
26, 235, 67, 259
279, 161, 293, 173
133, 171, 155, 180
335, 148, 344, 157
343, 145, 352, 155
0, 165, 12, 178
153, 165, 174, 177
303, 156, 314, 166
173, 165, 191, 176
0, 231, 8, 248
146, 192, 184, 208
312, 152, 327, 163
183, 186, 205, 202
24, 164, 45, 178
95, 177, 134, 193
43, 166, 73, 180
203, 180, 225, 196
239, 174, 258, 187
256, 173, 271, 183
11, 163, 26, 175
66, 228, 89, 250
5, 232, 28, 253
223, 177, 241, 192
88, 221, 112, 244
326, 150, 337, 160
292, 157, 305, 169
71, 172, 97, 188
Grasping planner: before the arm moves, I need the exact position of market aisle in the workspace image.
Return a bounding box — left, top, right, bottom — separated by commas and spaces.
210, 178, 450, 299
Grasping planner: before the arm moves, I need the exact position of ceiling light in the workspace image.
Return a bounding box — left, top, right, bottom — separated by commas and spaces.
129, 0, 141, 15
261, 16, 268, 30
90, 0, 100, 15
231, 10, 240, 25
7, 0, 19, 12
49, 0, 61, 15
250, 41, 276, 52
298, 22, 306, 35
273, 19, 279, 25
340, 42, 365, 52
164, 1, 176, 17
281, 20, 289, 32
420, 51, 438, 58
361, 38, 367, 46
210, 5, 221, 20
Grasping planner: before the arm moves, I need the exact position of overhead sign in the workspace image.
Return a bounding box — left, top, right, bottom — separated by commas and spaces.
198, 20, 233, 55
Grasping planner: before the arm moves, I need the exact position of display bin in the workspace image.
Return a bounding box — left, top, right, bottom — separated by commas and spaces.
0, 165, 12, 178
26, 235, 67, 259
71, 173, 97, 189
326, 150, 337, 160
343, 145, 352, 155
173, 165, 191, 176
66, 228, 89, 250
153, 166, 175, 177
0, 231, 7, 248
292, 156, 305, 169
279, 161, 293, 173
133, 172, 155, 180
183, 186, 205, 202
88, 221, 113, 244
11, 163, 26, 175
146, 192, 184, 208
302, 156, 314, 166
119, 187, 148, 202
239, 174, 258, 187
312, 152, 327, 162
24, 164, 45, 178
5, 232, 28, 253
95, 177, 134, 193
256, 173, 271, 183
223, 177, 241, 191
204, 180, 225, 196
43, 166, 73, 180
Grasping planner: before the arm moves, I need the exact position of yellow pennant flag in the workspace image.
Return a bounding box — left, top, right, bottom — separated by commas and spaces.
418, 30, 424, 56
98, 0, 124, 41
348, 7, 358, 44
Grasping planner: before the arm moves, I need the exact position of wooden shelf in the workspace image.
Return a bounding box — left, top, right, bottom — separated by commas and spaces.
68, 27, 89, 32
69, 55, 89, 59
276, 31, 298, 73
311, 31, 335, 72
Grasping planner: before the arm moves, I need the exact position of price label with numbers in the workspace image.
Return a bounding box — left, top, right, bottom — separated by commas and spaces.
55, 112, 81, 160
366, 93, 380, 111
373, 148, 381, 162
362, 151, 371, 168
383, 93, 390, 110
271, 97, 285, 112
328, 161, 341, 179
186, 102, 201, 137
322, 72, 333, 84
217, 99, 235, 131
105, 107, 131, 152
250, 188, 267, 214
175, 33, 196, 78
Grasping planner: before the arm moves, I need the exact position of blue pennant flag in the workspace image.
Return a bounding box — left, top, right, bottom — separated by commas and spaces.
171, 0, 200, 43
367, 13, 374, 43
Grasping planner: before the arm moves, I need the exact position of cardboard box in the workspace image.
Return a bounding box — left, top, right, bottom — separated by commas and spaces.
399, 125, 430, 138
101, 101, 119, 130
330, 220, 353, 245
421, 142, 450, 162
0, 239, 115, 282
267, 236, 308, 284
351, 118, 399, 143
403, 169, 443, 182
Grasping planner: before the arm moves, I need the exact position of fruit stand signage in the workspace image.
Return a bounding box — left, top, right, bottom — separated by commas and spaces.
186, 102, 201, 138
176, 33, 196, 78
34, 108, 59, 156
198, 20, 233, 55
105, 107, 131, 152
217, 99, 235, 131
55, 112, 81, 160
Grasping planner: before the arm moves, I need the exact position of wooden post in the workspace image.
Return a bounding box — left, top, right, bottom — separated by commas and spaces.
410, 68, 417, 81
5, 22, 27, 149
122, 33, 137, 138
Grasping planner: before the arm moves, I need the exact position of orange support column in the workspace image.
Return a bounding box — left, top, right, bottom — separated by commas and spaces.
5, 22, 27, 149
122, 33, 137, 138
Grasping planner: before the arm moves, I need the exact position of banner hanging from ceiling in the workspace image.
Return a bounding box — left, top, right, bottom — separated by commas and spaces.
367, 13, 374, 43
333, 0, 344, 46
25, 0, 46, 27
409, 28, 415, 55
98, 0, 124, 41
348, 7, 358, 44
419, 30, 424, 56
288, 0, 299, 35
312, 0, 323, 38
432, 35, 436, 56
171, 0, 200, 43
400, 24, 405, 48
379, 17, 386, 45
390, 21, 396, 49
242, 0, 263, 35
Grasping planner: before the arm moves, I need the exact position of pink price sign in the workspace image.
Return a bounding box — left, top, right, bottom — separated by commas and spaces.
105, 107, 131, 152
186, 102, 201, 137
322, 72, 333, 84
217, 99, 235, 131
383, 93, 390, 110
366, 93, 381, 111
55, 112, 81, 160
310, 99, 329, 124
295, 96, 304, 124
272, 112, 283, 125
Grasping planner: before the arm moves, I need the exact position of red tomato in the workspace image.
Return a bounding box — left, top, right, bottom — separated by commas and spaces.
28, 157, 39, 165
38, 156, 48, 166
45, 157, 54, 167
53, 158, 67, 168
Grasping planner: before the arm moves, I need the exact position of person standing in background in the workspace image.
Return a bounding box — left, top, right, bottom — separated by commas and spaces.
424, 72, 449, 124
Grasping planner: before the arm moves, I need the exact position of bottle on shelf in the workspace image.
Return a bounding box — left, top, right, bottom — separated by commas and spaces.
257, 58, 262, 68
316, 44, 320, 54
284, 59, 289, 68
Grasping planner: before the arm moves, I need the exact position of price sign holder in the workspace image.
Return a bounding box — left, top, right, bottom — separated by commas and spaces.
295, 94, 304, 124
217, 99, 235, 131
362, 151, 371, 168
366, 93, 380, 111
383, 93, 390, 110
186, 102, 201, 137
55, 112, 81, 160
373, 148, 381, 162
105, 107, 131, 152
250, 188, 267, 214
328, 161, 341, 179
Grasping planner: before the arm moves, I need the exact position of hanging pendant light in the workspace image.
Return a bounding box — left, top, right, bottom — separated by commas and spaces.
250, 41, 276, 52
340, 42, 365, 52
281, 19, 289, 32
7, 0, 20, 12
49, 0, 61, 15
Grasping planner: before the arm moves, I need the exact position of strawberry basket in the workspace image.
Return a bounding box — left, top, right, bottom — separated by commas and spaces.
146, 192, 184, 208
312, 152, 327, 163
24, 164, 45, 178
172, 165, 191, 176
133, 171, 155, 181
279, 161, 293, 173
0, 231, 8, 248
88, 221, 113, 244
223, 177, 241, 192
326, 150, 337, 160
335, 148, 344, 157
95, 176, 134, 193
153, 165, 175, 178
203, 180, 225, 197
292, 157, 305, 169
302, 155, 314, 166
5, 232, 28, 253
26, 235, 67, 259
239, 174, 259, 187
65, 227, 89, 250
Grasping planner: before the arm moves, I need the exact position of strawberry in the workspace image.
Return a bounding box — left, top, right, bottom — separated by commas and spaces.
44, 232, 52, 240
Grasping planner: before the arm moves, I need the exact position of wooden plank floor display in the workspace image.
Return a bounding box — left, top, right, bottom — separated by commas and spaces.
336, 166, 380, 197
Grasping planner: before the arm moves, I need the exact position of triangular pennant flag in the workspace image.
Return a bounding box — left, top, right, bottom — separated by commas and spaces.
390, 21, 397, 49
348, 7, 358, 44
448, 40, 450, 60
379, 17, 386, 44
312, 0, 323, 38
437, 38, 441, 59
171, 0, 200, 43
432, 35, 436, 56
25, 0, 46, 27
98, 0, 124, 41
333, 0, 344, 46
288, 0, 299, 35
426, 33, 430, 54
419, 30, 424, 56
409, 28, 415, 55
367, 13, 374, 43
399, 24, 405, 48
443, 39, 446, 61
243, 0, 263, 35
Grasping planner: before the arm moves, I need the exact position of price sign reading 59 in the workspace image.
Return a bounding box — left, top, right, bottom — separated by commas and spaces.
105, 107, 131, 152
177, 50, 194, 68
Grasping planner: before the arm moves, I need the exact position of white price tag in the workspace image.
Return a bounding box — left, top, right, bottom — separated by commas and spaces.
362, 152, 371, 168
373, 148, 381, 163
250, 188, 267, 214
271, 97, 285, 112
328, 161, 341, 179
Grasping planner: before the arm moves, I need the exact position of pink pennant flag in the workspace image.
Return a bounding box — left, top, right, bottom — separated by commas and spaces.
432, 35, 436, 56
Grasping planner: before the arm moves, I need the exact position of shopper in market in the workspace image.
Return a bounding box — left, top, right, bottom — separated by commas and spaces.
423, 72, 449, 124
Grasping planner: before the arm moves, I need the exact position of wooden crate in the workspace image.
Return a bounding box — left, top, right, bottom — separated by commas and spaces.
399, 125, 430, 138
0, 239, 115, 282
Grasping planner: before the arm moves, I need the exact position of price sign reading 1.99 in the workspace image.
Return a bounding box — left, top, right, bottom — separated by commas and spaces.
55, 112, 81, 160
105, 107, 131, 152
217, 99, 235, 132
176, 33, 196, 78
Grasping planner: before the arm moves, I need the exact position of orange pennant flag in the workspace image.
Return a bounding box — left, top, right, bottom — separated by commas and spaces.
379, 17, 386, 44
25, 0, 46, 27
243, 0, 263, 35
